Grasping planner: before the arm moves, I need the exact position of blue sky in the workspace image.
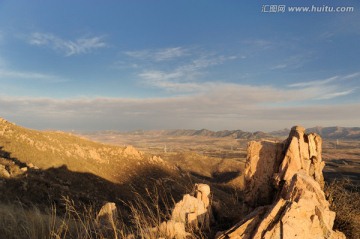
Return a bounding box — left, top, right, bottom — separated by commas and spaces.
0, 0, 359, 131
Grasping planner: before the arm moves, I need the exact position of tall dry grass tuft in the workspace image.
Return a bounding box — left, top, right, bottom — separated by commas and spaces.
122, 178, 205, 238
0, 179, 209, 238
0, 198, 132, 239
0, 202, 53, 239
325, 178, 360, 239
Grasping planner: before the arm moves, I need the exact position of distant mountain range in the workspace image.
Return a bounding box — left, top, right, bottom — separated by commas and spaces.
114, 126, 360, 140
270, 126, 360, 140
115, 129, 271, 140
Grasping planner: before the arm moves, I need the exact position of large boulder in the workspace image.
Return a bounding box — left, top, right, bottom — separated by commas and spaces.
171, 183, 211, 227
217, 126, 345, 239
155, 183, 212, 239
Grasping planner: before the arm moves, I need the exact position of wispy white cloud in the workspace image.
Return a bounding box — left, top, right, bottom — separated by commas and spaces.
125, 47, 189, 62
28, 32, 107, 56
0, 68, 66, 82
138, 69, 356, 102
138, 54, 238, 91
127, 45, 354, 103
270, 53, 313, 71
111, 61, 140, 69
343, 72, 360, 79
288, 76, 339, 88
138, 70, 203, 92
319, 31, 335, 39
270, 64, 287, 70
316, 89, 356, 100
242, 39, 274, 50
287, 74, 358, 100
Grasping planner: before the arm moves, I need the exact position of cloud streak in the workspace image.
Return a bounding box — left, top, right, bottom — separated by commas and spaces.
123, 46, 239, 92
0, 68, 65, 82
29, 32, 107, 56
288, 76, 339, 88
138, 54, 238, 91
270, 53, 313, 71
287, 74, 358, 100
125, 47, 189, 62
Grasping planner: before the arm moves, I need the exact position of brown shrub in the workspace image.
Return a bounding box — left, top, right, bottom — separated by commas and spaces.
325, 178, 360, 239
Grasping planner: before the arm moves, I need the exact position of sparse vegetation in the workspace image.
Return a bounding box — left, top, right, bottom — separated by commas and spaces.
0, 182, 214, 239
1, 118, 360, 238
0, 199, 125, 239
325, 178, 360, 239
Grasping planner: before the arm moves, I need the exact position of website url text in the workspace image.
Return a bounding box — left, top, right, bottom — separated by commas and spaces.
261, 5, 355, 13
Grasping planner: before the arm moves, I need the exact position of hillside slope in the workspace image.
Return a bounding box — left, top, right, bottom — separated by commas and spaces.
0, 117, 192, 220
0, 117, 173, 183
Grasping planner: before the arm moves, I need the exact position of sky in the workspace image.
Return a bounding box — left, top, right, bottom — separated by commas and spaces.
0, 0, 359, 132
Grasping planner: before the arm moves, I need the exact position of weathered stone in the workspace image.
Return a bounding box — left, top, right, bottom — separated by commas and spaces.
172, 194, 205, 223
153, 184, 212, 239
242, 173, 344, 239
217, 126, 346, 239
195, 183, 211, 208
243, 140, 284, 207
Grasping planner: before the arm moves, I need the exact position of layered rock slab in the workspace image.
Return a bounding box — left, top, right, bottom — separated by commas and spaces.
217, 126, 345, 239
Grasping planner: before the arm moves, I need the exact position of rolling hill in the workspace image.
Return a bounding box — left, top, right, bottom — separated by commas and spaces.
0, 117, 176, 183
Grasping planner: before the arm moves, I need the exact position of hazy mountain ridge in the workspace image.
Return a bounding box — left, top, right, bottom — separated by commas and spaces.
270, 126, 360, 140
84, 128, 272, 140
84, 126, 360, 140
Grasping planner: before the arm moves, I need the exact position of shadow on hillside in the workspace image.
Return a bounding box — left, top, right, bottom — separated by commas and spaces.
188, 171, 241, 184
0, 146, 251, 233
0, 147, 190, 220
0, 146, 27, 168
212, 171, 241, 183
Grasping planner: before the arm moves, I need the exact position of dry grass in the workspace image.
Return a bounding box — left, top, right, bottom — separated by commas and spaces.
0, 181, 211, 239
325, 178, 360, 239
0, 197, 162, 239
0, 199, 111, 239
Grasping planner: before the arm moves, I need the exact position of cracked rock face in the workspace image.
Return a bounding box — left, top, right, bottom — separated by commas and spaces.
217, 126, 345, 239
